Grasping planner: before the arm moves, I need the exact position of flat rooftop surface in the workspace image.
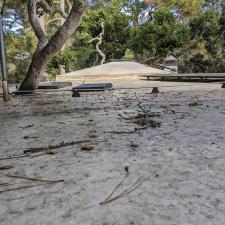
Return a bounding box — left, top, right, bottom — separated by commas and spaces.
57, 61, 169, 82
0, 79, 225, 225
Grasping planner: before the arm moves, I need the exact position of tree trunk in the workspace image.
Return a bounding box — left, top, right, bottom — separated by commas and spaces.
19, 0, 86, 90
59, 0, 66, 75
37, 12, 49, 81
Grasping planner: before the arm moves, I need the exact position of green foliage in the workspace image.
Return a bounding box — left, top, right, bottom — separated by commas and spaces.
189, 100, 203, 107
84, 1, 130, 60
179, 10, 225, 73
129, 8, 189, 63
3, 0, 225, 83
123, 49, 135, 60
151, 0, 204, 17
47, 46, 94, 80
46, 0, 130, 78
5, 28, 36, 83
135, 116, 161, 128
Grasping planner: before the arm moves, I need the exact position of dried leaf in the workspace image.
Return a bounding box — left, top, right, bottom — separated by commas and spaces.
88, 134, 97, 138
81, 144, 94, 151
0, 165, 14, 170
47, 149, 57, 155
130, 143, 138, 148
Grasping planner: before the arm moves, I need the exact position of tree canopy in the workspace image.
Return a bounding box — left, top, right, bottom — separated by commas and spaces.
1, 0, 225, 85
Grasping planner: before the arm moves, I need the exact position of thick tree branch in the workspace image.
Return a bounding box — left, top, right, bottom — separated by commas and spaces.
28, 0, 76, 50
93, 55, 99, 66
89, 37, 100, 42
89, 21, 105, 65
65, 0, 72, 12
37, 0, 68, 18
46, 17, 61, 26
19, 0, 86, 90
40, 0, 86, 62
28, 0, 48, 50
0, 0, 6, 15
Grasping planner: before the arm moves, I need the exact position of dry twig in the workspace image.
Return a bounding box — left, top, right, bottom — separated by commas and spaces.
23, 140, 90, 154
5, 174, 64, 183
107, 130, 137, 134
0, 175, 64, 194
0, 155, 31, 161
0, 140, 90, 161
0, 183, 49, 194
100, 175, 147, 205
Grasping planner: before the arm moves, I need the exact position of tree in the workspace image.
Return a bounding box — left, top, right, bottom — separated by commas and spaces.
178, 10, 225, 73
5, 28, 36, 83
18, 0, 86, 90
148, 0, 204, 17
85, 0, 130, 60
129, 7, 189, 63
44, 0, 130, 77
89, 21, 105, 65
3, 0, 225, 82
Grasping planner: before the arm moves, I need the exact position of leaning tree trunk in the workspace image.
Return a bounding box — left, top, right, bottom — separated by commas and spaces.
59, 0, 66, 75
19, 0, 86, 90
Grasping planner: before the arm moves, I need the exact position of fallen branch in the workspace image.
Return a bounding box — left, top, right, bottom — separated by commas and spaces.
118, 112, 160, 120
5, 174, 64, 183
137, 103, 161, 117
134, 125, 154, 131
0, 175, 64, 194
107, 130, 137, 134
0, 183, 11, 186
0, 183, 48, 194
117, 113, 131, 120
0, 154, 31, 161
137, 103, 148, 115
0, 140, 90, 161
23, 140, 90, 154
30, 152, 53, 158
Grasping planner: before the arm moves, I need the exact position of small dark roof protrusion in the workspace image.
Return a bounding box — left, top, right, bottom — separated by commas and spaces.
164, 55, 177, 61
